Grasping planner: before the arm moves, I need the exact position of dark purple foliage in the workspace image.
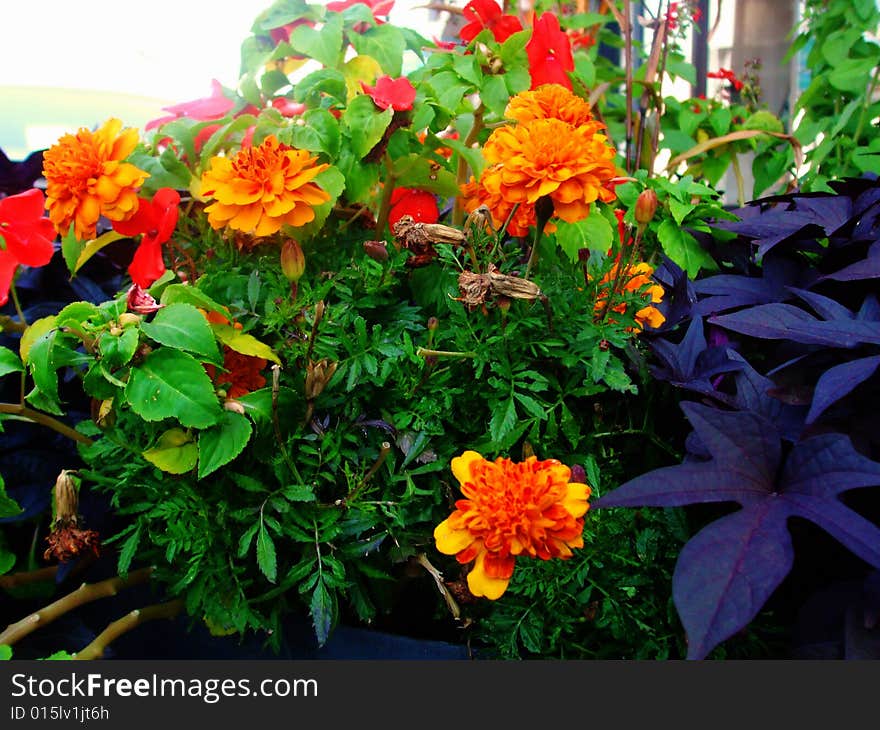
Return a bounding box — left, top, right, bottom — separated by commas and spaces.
594, 402, 880, 659
0, 148, 45, 196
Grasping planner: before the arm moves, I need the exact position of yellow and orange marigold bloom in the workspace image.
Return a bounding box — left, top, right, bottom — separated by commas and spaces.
460, 172, 541, 239
42, 118, 148, 239
504, 83, 596, 127
482, 117, 617, 225
434, 450, 591, 600
200, 134, 330, 237
594, 260, 666, 331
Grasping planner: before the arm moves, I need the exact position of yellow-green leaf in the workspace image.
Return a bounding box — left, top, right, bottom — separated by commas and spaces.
143, 428, 198, 474
74, 230, 126, 274
20, 316, 57, 365
212, 324, 281, 365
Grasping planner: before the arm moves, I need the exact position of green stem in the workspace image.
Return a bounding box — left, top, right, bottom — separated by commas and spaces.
453, 104, 485, 226
374, 153, 399, 242
852, 64, 880, 149
9, 282, 27, 327
0, 402, 93, 445
731, 153, 746, 208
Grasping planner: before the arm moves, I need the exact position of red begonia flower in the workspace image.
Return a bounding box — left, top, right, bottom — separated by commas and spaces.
0, 188, 56, 306
460, 0, 523, 43
270, 97, 307, 117
388, 188, 439, 227
112, 188, 180, 288
526, 13, 574, 90
361, 76, 417, 111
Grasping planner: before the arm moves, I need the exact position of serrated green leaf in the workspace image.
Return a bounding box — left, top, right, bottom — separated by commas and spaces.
656, 219, 716, 278
197, 410, 253, 479
282, 484, 316, 502
19, 316, 57, 365
60, 223, 82, 275
237, 522, 260, 559
0, 474, 23, 519
489, 395, 517, 444
310, 581, 335, 646
556, 210, 614, 262
350, 24, 406, 76
159, 284, 227, 312
343, 94, 394, 159
0, 347, 24, 378
125, 348, 222, 428
98, 327, 139, 369
141, 303, 221, 363
142, 428, 199, 474
257, 520, 277, 583
668, 198, 696, 226
290, 13, 343, 68
25, 328, 62, 414
117, 525, 141, 577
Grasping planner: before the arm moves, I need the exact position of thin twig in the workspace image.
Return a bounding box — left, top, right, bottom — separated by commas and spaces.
0, 566, 58, 592
0, 567, 155, 647
73, 599, 184, 660
0, 403, 94, 446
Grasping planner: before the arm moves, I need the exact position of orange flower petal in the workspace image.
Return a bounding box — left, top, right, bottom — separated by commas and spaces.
467, 550, 510, 600
434, 518, 476, 555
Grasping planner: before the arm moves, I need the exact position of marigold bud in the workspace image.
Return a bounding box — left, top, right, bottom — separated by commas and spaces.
634, 189, 659, 225
280, 239, 306, 282
427, 316, 439, 331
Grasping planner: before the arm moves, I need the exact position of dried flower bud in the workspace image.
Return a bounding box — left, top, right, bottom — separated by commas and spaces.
305, 358, 338, 400
93, 399, 115, 429
363, 240, 389, 262
570, 464, 587, 484
126, 284, 163, 315
281, 239, 306, 282
634, 189, 659, 225
313, 300, 325, 328
427, 317, 439, 331
577, 248, 591, 264
44, 470, 101, 563
496, 295, 511, 314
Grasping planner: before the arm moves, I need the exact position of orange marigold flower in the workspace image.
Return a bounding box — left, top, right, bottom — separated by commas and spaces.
42, 118, 148, 239
205, 346, 268, 400
200, 134, 330, 237
594, 261, 666, 331
482, 117, 617, 224
434, 450, 591, 599
504, 83, 596, 127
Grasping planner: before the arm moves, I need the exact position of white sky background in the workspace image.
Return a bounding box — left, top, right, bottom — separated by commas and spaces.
0, 0, 449, 156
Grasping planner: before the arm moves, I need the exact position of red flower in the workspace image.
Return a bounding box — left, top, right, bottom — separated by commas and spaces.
361, 76, 417, 111
145, 79, 235, 131
112, 188, 181, 288
270, 97, 306, 117
0, 188, 55, 307
205, 347, 268, 400
460, 0, 523, 44
526, 13, 574, 90
388, 188, 439, 227
326, 0, 394, 30
707, 68, 744, 92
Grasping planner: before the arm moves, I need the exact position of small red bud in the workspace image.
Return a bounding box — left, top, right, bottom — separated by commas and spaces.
363, 240, 389, 262
281, 239, 306, 282
634, 189, 659, 225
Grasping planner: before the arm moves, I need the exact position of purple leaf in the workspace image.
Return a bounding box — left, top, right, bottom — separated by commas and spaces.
710, 303, 880, 347
787, 287, 854, 321
820, 241, 880, 282
783, 494, 880, 569
806, 356, 880, 424
595, 401, 880, 659
781, 433, 880, 497
673, 503, 794, 660
693, 255, 806, 316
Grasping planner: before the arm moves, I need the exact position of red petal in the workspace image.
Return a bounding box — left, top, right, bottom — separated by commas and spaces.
0, 249, 18, 307
128, 238, 166, 288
